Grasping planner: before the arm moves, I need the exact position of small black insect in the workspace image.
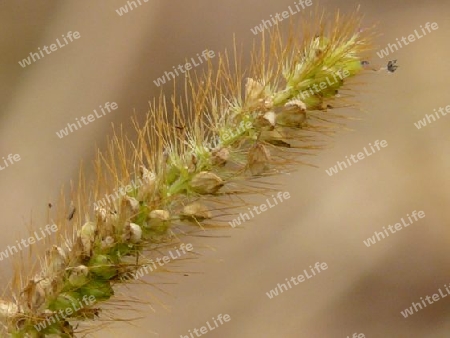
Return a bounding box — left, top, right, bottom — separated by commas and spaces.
386, 60, 398, 73
361, 60, 399, 73
68, 203, 76, 221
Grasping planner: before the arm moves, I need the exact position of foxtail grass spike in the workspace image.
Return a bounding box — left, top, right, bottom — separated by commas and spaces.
1, 7, 380, 337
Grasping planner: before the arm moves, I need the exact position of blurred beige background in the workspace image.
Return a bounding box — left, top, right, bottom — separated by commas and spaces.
1, 0, 450, 337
